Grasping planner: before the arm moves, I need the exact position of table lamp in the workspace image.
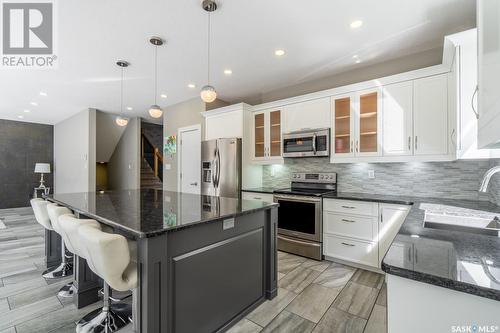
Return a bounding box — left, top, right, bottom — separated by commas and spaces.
34, 163, 51, 189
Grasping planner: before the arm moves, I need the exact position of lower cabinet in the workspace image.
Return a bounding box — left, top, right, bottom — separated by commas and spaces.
323, 199, 410, 269
241, 191, 274, 203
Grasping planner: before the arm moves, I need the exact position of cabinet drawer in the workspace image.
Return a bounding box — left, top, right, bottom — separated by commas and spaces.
323, 212, 376, 241
242, 192, 274, 203
323, 199, 378, 216
323, 234, 378, 267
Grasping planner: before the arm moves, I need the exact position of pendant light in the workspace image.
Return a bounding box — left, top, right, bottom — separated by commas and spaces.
149, 37, 164, 118
200, 0, 217, 103
116, 60, 129, 127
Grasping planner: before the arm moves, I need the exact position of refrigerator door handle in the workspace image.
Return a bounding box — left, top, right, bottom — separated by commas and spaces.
216, 146, 221, 188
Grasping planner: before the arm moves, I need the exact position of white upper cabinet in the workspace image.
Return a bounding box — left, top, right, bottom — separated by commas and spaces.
413, 75, 449, 156
382, 81, 414, 156
251, 108, 283, 164
477, 0, 500, 148
283, 97, 331, 133
331, 89, 382, 160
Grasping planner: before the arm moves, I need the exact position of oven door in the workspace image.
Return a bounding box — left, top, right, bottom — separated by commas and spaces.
283, 129, 330, 157
273, 194, 322, 242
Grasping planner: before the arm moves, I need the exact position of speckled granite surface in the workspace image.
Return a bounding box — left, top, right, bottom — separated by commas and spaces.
47, 189, 277, 238
324, 192, 500, 301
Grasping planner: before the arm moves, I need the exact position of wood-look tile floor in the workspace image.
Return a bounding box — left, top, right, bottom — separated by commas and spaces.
0, 207, 387, 333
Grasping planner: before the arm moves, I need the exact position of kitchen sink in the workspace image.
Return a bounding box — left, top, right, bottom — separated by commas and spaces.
422, 204, 500, 236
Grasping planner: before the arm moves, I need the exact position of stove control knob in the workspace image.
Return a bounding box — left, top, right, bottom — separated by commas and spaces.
320, 175, 324, 179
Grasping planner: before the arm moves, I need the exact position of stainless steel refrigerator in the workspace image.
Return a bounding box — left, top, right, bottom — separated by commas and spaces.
201, 138, 242, 198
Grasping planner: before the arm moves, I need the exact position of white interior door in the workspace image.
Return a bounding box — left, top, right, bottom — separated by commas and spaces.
179, 125, 201, 194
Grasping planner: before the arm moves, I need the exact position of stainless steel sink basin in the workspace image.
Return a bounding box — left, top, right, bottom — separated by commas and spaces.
422, 204, 500, 236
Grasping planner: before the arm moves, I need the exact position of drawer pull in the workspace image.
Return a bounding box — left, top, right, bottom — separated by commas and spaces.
341, 242, 355, 247
341, 219, 356, 223
253, 197, 262, 200
341, 205, 356, 209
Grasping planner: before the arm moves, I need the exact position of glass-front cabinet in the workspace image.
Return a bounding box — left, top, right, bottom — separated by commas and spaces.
252, 109, 283, 163
331, 89, 382, 159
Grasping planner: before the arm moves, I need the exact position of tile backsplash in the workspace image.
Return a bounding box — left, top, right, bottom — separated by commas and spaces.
263, 158, 500, 205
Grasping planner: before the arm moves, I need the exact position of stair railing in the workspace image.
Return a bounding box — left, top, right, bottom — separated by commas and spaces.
141, 131, 163, 181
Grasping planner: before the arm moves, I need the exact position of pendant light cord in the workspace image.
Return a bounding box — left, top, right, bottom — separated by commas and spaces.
120, 66, 124, 115
207, 12, 211, 85
154, 45, 158, 105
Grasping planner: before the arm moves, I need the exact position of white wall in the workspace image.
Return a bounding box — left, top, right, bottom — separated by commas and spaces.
54, 109, 96, 194
107, 117, 141, 190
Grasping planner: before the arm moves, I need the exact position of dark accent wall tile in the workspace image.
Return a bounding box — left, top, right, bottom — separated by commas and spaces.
0, 119, 53, 208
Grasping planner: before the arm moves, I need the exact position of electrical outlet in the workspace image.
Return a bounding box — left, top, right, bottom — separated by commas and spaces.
368, 170, 375, 179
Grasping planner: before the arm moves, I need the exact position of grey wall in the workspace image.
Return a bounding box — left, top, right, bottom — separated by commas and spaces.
163, 98, 207, 192
239, 48, 443, 105
0, 119, 53, 208
108, 117, 141, 190
263, 158, 500, 203
54, 109, 96, 194
141, 121, 163, 150
96, 111, 125, 163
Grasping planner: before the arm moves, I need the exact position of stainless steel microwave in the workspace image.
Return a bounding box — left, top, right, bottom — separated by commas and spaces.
282, 128, 330, 157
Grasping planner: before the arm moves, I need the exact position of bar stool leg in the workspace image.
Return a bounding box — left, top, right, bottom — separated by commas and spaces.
76, 282, 131, 333
42, 240, 73, 279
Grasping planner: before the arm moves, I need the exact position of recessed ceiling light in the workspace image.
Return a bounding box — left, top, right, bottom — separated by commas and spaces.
160, 93, 167, 99
39, 91, 47, 96
224, 69, 232, 75
126, 107, 133, 111
17, 115, 24, 119
24, 109, 30, 113
188, 83, 196, 88
275, 49, 285, 56
350, 20, 363, 29
355, 59, 361, 64
30, 102, 38, 106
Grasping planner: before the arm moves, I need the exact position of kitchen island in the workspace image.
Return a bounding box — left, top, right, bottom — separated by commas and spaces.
46, 189, 278, 333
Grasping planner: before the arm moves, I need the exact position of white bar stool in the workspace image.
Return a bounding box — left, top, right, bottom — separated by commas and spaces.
43, 203, 74, 280
30, 199, 70, 279
75, 223, 137, 333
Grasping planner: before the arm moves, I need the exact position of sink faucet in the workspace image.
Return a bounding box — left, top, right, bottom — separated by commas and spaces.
479, 166, 500, 192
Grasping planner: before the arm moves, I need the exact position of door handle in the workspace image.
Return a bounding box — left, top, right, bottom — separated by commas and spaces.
350, 140, 353, 153
341, 219, 356, 223
414, 136, 418, 151
408, 136, 411, 151
356, 140, 359, 153
341, 205, 356, 209
341, 242, 355, 247
472, 85, 479, 119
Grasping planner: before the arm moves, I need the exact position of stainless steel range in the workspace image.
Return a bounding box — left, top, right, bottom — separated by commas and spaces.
273, 172, 337, 260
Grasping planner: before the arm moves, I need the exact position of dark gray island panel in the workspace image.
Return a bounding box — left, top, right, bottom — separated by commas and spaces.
47, 189, 278, 333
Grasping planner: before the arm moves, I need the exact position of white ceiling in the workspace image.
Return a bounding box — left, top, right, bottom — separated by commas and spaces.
0, 0, 475, 125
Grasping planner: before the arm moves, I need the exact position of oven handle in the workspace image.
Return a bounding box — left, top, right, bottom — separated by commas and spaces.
312, 133, 317, 155
274, 194, 322, 203
278, 235, 321, 247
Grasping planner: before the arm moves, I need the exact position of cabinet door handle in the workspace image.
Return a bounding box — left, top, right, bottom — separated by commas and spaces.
341, 242, 355, 247
408, 136, 411, 151
253, 197, 262, 200
414, 248, 418, 264
472, 85, 479, 120
408, 247, 412, 261
414, 136, 418, 151
356, 140, 359, 153
341, 219, 356, 223
350, 140, 353, 153
341, 205, 356, 209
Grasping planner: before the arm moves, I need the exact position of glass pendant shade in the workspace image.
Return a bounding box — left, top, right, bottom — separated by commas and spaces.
200, 85, 217, 103
149, 104, 163, 118
115, 116, 129, 127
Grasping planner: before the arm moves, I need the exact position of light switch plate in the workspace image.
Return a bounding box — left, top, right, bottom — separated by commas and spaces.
368, 170, 375, 179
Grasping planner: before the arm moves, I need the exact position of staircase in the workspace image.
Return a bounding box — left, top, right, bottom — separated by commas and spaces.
141, 159, 163, 189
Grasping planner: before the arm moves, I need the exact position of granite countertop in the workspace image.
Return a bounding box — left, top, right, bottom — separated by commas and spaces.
324, 192, 500, 301
47, 189, 278, 239
242, 187, 280, 194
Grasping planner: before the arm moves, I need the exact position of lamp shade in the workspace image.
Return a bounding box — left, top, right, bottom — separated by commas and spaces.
34, 163, 51, 174
149, 105, 163, 118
